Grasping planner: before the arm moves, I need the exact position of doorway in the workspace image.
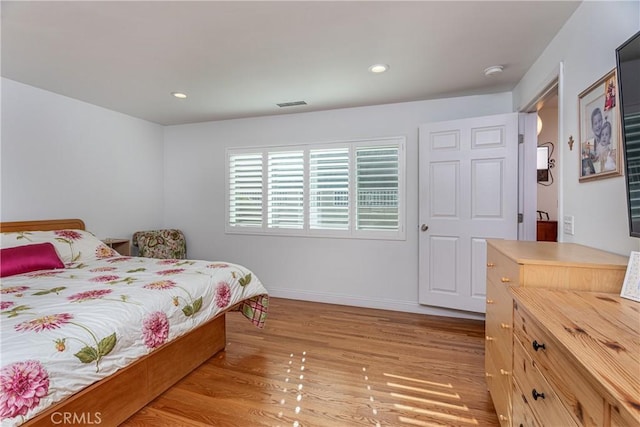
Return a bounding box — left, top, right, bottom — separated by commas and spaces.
535, 93, 559, 241
521, 73, 561, 243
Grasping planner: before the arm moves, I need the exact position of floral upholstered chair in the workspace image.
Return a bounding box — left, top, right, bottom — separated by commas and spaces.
131, 229, 187, 259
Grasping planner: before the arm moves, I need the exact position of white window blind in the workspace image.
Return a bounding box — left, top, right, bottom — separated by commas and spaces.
228, 153, 263, 227
268, 151, 304, 229
226, 137, 405, 240
356, 146, 399, 230
309, 148, 349, 230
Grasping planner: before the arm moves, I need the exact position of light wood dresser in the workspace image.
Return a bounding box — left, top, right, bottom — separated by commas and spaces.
511, 288, 640, 427
484, 239, 629, 427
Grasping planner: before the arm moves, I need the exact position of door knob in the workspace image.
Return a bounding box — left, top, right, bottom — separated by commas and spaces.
421, 224, 429, 232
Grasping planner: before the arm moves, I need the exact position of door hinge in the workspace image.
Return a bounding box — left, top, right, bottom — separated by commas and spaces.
518, 134, 524, 144
518, 213, 524, 223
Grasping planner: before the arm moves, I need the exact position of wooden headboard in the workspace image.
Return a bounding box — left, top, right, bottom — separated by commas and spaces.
0, 218, 86, 232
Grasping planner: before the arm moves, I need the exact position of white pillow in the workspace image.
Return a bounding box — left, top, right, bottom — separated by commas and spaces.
1, 229, 118, 264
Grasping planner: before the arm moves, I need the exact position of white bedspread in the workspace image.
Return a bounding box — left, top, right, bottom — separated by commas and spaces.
0, 256, 268, 426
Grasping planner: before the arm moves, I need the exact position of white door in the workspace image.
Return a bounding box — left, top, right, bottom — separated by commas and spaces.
418, 113, 519, 313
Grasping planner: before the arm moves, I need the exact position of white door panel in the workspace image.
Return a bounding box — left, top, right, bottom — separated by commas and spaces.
471, 158, 504, 217
429, 236, 458, 294
430, 162, 458, 217
419, 113, 519, 313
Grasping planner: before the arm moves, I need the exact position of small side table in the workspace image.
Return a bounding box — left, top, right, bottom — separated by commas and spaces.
536, 220, 558, 242
102, 238, 131, 256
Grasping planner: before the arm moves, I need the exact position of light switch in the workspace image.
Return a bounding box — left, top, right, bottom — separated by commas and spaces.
563, 215, 574, 235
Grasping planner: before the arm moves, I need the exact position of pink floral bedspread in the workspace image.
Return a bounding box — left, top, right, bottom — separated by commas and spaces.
0, 256, 268, 426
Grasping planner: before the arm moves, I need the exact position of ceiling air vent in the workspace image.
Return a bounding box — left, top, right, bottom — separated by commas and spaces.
277, 101, 307, 108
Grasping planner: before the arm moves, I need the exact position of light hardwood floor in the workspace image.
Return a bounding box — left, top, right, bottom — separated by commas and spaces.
123, 298, 499, 426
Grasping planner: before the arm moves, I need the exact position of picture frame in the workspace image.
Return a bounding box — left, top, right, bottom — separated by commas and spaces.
578, 69, 623, 182
620, 251, 640, 303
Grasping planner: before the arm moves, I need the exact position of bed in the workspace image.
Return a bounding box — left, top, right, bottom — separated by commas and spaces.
0, 219, 269, 427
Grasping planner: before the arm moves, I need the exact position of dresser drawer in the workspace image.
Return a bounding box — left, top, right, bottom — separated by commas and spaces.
512, 379, 541, 427
487, 245, 521, 287
486, 279, 513, 369
486, 351, 512, 427
486, 278, 513, 330
513, 301, 605, 426
513, 340, 578, 427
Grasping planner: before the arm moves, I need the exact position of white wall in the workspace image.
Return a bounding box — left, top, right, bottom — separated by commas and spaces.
0, 78, 165, 238
164, 93, 512, 318
513, 1, 640, 256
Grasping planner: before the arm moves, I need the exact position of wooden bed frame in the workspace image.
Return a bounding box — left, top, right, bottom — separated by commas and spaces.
1, 219, 227, 426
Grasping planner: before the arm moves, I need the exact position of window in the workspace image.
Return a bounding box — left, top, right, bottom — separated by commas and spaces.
226, 137, 405, 240
310, 148, 349, 230
268, 150, 304, 229
228, 153, 263, 227
356, 146, 399, 231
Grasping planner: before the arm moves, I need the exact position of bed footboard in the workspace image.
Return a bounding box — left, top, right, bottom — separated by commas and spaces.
23, 315, 226, 426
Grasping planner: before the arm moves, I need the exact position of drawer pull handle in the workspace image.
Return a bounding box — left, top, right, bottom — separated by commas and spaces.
500, 369, 510, 376
532, 340, 546, 351
500, 277, 511, 283
500, 323, 511, 329
487, 262, 495, 268
498, 415, 508, 421
485, 335, 495, 341
486, 299, 494, 304
532, 389, 545, 400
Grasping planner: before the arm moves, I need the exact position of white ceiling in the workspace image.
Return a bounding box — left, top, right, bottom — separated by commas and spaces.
1, 1, 580, 126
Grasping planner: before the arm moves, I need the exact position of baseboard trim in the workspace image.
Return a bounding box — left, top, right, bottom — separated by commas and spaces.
268, 287, 485, 321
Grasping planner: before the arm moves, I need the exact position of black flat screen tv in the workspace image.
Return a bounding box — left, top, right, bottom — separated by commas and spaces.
616, 30, 640, 237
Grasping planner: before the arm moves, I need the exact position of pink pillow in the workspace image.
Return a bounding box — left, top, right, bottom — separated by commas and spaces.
0, 243, 65, 277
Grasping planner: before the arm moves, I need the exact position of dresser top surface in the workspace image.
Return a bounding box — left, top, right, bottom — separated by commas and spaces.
487, 239, 629, 269
511, 287, 640, 424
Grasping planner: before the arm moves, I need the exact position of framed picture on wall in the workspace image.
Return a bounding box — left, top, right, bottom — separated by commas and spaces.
578, 69, 623, 182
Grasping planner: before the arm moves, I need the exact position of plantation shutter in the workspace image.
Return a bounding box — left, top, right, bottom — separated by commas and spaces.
228, 153, 263, 227
356, 146, 399, 230
268, 151, 304, 229
227, 137, 404, 238
309, 148, 350, 230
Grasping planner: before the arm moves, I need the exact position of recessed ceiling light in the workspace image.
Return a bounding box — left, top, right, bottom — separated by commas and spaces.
171, 92, 187, 99
368, 64, 389, 74
483, 65, 504, 76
